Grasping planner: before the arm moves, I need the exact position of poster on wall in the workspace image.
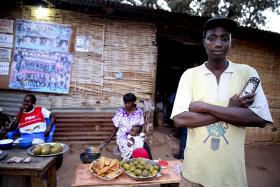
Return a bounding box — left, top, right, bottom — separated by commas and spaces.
15, 19, 72, 52
9, 19, 73, 94
0, 33, 13, 48
0, 19, 14, 33
9, 48, 73, 94
0, 62, 9, 75
75, 35, 89, 52
0, 48, 12, 62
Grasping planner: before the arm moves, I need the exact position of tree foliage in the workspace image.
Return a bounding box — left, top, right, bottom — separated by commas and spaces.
114, 0, 280, 28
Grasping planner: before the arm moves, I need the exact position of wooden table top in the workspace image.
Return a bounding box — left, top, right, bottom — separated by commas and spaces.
72, 160, 182, 187
0, 147, 57, 175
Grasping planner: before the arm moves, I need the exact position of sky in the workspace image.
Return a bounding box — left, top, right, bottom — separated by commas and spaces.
157, 0, 280, 34
123, 0, 280, 33
262, 10, 280, 33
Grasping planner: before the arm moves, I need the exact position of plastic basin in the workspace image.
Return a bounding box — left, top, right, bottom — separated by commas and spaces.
0, 139, 14, 149
19, 138, 33, 148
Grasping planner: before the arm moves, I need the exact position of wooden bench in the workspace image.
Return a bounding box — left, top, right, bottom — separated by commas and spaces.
53, 112, 115, 146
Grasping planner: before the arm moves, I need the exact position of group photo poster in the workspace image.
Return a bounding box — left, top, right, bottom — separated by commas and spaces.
9, 48, 73, 94
15, 19, 72, 53
9, 19, 73, 94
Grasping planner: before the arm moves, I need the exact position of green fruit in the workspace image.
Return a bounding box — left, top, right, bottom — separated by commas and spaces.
32, 146, 41, 155
142, 170, 149, 177
42, 144, 51, 149
152, 170, 158, 176
134, 169, 142, 176
154, 165, 160, 171
128, 171, 136, 176
129, 166, 136, 172
139, 160, 146, 166
129, 162, 135, 167
52, 143, 63, 152
123, 163, 130, 170
120, 160, 125, 166
51, 147, 61, 154
41, 146, 50, 155
136, 164, 144, 170
145, 164, 151, 170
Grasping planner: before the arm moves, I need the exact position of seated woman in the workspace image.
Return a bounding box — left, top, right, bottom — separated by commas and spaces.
104, 93, 152, 160
9, 94, 55, 143
127, 125, 149, 159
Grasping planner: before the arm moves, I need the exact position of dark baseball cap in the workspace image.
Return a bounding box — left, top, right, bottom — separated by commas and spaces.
203, 17, 238, 38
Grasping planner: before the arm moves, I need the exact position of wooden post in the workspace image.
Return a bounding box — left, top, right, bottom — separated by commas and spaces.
47, 162, 57, 187
31, 176, 44, 187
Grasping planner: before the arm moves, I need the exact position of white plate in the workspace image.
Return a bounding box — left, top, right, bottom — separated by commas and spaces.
0, 139, 13, 144
27, 142, 69, 157
13, 138, 45, 145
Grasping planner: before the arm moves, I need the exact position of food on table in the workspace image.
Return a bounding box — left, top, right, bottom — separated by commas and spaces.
122, 158, 160, 178
32, 146, 42, 155
31, 143, 64, 155
41, 144, 51, 155
89, 156, 122, 179
51, 143, 64, 154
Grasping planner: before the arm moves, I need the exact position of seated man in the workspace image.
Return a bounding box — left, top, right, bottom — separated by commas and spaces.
0, 107, 12, 139
9, 94, 55, 143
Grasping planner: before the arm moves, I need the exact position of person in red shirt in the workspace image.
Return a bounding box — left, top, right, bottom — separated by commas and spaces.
9, 94, 55, 143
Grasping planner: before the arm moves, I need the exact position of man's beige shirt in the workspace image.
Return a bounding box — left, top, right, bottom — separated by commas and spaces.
171, 61, 273, 187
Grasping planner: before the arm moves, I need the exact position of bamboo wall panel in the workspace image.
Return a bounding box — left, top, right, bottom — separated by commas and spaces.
0, 5, 157, 112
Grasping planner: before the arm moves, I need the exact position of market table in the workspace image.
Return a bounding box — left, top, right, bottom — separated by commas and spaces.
72, 160, 182, 187
0, 147, 57, 187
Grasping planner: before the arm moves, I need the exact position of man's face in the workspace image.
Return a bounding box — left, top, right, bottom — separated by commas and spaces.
203, 27, 231, 61
23, 96, 34, 111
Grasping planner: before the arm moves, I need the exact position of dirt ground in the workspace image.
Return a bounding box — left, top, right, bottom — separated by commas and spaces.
57, 127, 280, 187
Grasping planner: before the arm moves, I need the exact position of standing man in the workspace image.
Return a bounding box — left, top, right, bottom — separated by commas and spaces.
171, 17, 273, 187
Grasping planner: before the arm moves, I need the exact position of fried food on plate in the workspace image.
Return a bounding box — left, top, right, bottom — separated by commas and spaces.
90, 156, 121, 179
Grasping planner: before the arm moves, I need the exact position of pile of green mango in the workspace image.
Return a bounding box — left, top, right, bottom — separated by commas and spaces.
32, 143, 63, 155
121, 158, 160, 178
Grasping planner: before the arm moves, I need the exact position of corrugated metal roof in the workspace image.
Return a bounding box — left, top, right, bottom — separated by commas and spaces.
51, 0, 279, 34
4, 0, 280, 44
